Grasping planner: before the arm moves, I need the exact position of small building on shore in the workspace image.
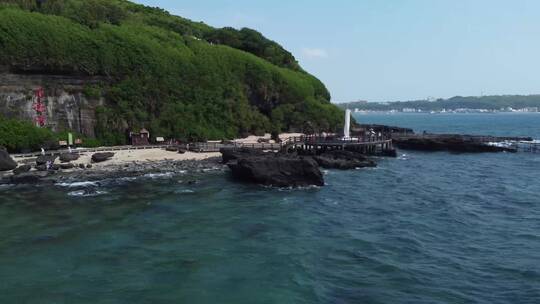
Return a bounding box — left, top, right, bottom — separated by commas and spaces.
130, 128, 150, 146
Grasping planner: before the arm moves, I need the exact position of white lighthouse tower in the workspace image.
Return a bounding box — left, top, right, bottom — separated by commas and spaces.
343, 109, 351, 139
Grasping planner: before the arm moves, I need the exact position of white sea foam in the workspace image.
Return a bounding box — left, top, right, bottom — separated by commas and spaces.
398, 153, 409, 160
143, 172, 174, 179
174, 189, 195, 194
68, 190, 108, 197
56, 181, 99, 188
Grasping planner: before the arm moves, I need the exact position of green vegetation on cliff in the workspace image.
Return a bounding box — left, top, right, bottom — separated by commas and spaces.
0, 0, 342, 144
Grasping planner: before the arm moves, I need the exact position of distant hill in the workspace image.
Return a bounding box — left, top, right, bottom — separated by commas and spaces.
339, 95, 540, 112
0, 0, 342, 145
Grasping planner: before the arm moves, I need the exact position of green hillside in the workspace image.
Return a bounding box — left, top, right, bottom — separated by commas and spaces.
0, 0, 342, 144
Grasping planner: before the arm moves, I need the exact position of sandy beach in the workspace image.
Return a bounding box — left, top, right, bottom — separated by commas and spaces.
0, 133, 307, 184
13, 148, 219, 169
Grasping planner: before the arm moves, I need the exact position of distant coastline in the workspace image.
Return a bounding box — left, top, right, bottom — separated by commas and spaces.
352, 108, 540, 114
338, 95, 540, 113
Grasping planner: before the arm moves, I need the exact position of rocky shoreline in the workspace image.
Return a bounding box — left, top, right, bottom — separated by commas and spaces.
0, 151, 224, 186
392, 134, 530, 153
221, 148, 381, 187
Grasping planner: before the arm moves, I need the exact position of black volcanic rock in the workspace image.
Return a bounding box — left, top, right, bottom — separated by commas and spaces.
36, 155, 58, 166
0, 148, 17, 171
314, 150, 377, 170
220, 148, 265, 164
225, 150, 324, 187
10, 172, 49, 184
60, 153, 80, 163
60, 163, 75, 170
393, 135, 517, 153
13, 164, 32, 175
91, 152, 115, 163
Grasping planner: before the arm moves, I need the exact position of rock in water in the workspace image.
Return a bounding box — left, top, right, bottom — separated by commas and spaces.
60, 163, 75, 170
0, 148, 17, 171
220, 148, 265, 164
91, 152, 115, 163
36, 155, 58, 166
228, 153, 324, 187
13, 164, 32, 175
314, 150, 377, 170
60, 153, 80, 163
393, 135, 518, 153
36, 164, 48, 171
10, 172, 49, 184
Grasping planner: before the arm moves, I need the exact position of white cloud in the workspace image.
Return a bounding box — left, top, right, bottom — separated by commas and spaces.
302, 48, 329, 59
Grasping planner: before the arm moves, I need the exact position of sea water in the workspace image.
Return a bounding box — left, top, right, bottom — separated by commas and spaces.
0, 113, 539, 303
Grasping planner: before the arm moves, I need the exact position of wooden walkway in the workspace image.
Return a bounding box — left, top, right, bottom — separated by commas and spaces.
281, 136, 394, 154
11, 136, 395, 158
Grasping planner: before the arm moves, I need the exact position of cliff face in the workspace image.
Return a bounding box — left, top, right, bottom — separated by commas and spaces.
0, 68, 103, 137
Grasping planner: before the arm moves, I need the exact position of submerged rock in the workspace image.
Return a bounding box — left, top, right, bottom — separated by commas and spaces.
0, 148, 17, 171
314, 150, 377, 170
10, 171, 49, 184
13, 164, 32, 175
91, 152, 115, 163
226, 150, 324, 187
394, 135, 518, 153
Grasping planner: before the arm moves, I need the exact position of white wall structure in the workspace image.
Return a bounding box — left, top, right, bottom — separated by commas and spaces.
343, 109, 351, 139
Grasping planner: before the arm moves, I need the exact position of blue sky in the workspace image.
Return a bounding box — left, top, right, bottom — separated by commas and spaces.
133, 0, 540, 102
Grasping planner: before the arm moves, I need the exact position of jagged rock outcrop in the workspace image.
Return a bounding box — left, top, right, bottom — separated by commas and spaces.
224, 149, 324, 187
0, 148, 17, 171
314, 150, 377, 170
13, 164, 32, 175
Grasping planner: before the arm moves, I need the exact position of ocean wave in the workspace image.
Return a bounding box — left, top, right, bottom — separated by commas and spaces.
56, 181, 99, 188
398, 153, 409, 160
174, 189, 195, 194
68, 189, 108, 197
143, 172, 174, 179
276, 185, 321, 191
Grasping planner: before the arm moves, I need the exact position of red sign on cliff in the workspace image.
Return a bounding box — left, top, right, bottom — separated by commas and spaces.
33, 87, 47, 127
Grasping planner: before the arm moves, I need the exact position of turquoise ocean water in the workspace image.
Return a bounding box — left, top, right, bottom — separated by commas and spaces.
1, 113, 539, 303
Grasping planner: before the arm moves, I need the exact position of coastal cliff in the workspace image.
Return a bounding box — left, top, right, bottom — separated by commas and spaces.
0, 0, 343, 145
0, 67, 104, 137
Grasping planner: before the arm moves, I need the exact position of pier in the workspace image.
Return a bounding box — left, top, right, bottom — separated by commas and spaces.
280, 136, 394, 155
182, 135, 395, 155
